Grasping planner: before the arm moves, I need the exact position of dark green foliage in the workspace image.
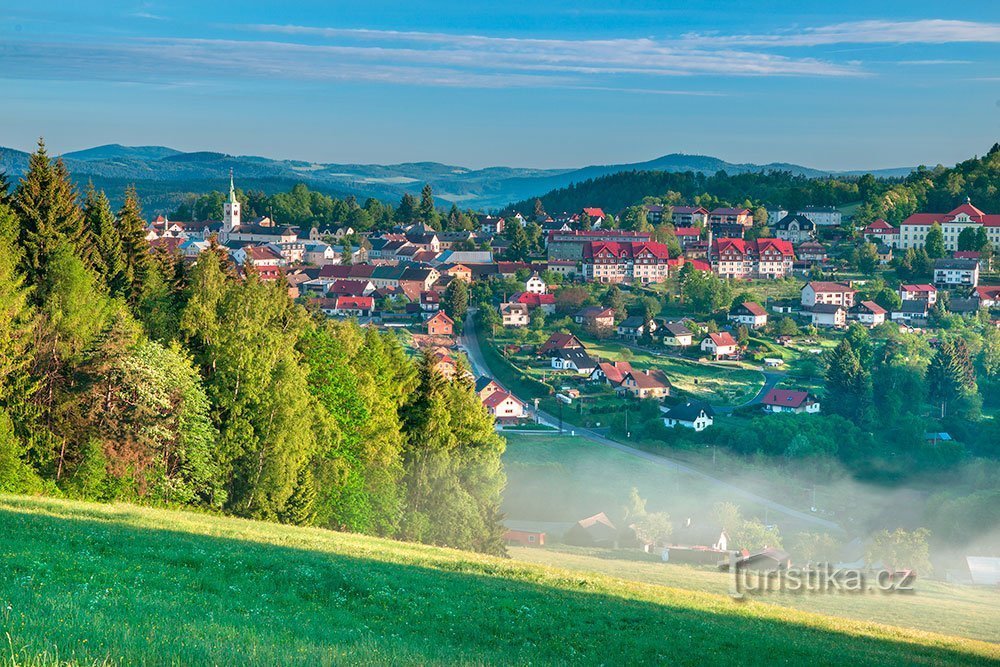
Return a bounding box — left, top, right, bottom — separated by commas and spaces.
441, 279, 469, 322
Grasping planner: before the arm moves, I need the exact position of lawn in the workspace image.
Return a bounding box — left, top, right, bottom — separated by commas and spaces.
509, 545, 1000, 644
1, 495, 997, 666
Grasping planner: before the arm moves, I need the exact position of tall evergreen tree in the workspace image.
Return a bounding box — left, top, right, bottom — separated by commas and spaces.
825, 340, 873, 426
83, 183, 129, 294
118, 185, 151, 302
12, 139, 87, 287
418, 183, 440, 229
442, 279, 469, 322
927, 339, 977, 418
396, 192, 418, 223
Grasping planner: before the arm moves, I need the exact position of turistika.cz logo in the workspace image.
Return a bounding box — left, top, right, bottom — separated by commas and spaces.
723, 552, 916, 599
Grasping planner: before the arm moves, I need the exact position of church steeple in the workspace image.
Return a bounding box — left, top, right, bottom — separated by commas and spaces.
223, 169, 241, 234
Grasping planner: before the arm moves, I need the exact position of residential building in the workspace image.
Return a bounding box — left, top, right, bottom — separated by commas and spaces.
933, 258, 980, 288
426, 311, 454, 336
617, 316, 656, 340
475, 377, 506, 402
795, 241, 828, 265
710, 238, 795, 279
589, 361, 634, 387
538, 332, 583, 356
973, 286, 1000, 308
619, 369, 671, 399
797, 206, 841, 226
728, 302, 768, 329
582, 241, 672, 284
700, 332, 738, 358
547, 229, 652, 260
848, 301, 888, 328
762, 389, 820, 414
644, 204, 666, 224
482, 390, 527, 422
500, 303, 529, 327
661, 322, 693, 347
899, 283, 937, 305
662, 401, 715, 431
524, 273, 547, 294
898, 199, 1000, 251
674, 227, 702, 249
709, 207, 753, 227
333, 296, 374, 318
419, 290, 441, 312
892, 300, 930, 325
801, 281, 856, 308
550, 348, 597, 375
766, 208, 788, 225
574, 306, 615, 333
772, 214, 816, 243
671, 206, 709, 226
810, 303, 847, 328
511, 291, 556, 314
863, 219, 900, 247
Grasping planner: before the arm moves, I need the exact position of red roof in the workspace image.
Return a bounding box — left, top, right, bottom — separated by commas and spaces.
596, 361, 634, 384
330, 279, 371, 296
539, 332, 582, 354
334, 296, 373, 310
807, 281, 854, 293
582, 207, 606, 218
864, 219, 897, 233
711, 238, 794, 258
513, 292, 556, 307
583, 241, 672, 260
762, 389, 812, 408
739, 302, 768, 317
688, 259, 711, 271
901, 201, 1000, 227
900, 284, 936, 293
858, 300, 887, 315
624, 369, 671, 390
707, 332, 737, 347
674, 227, 701, 237
483, 390, 524, 410
954, 251, 981, 260
973, 286, 1000, 300
428, 311, 454, 325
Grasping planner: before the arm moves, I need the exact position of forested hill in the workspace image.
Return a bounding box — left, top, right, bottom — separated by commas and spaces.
503, 169, 864, 217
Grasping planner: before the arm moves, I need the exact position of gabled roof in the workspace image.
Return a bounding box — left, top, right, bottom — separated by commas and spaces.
513, 292, 556, 307
595, 361, 633, 385
732, 302, 767, 317
334, 295, 373, 310
671, 206, 709, 215
663, 400, 715, 421
806, 281, 854, 293
864, 219, 897, 233
476, 376, 504, 393
662, 322, 692, 337
673, 226, 701, 236
934, 258, 979, 270
774, 213, 815, 230
583, 241, 671, 260
852, 300, 887, 315
623, 368, 671, 390
811, 303, 846, 314
552, 348, 596, 367
973, 286, 1000, 300
900, 283, 936, 293
582, 207, 606, 218
762, 389, 812, 408
539, 332, 583, 354
618, 315, 649, 329
706, 332, 737, 347
427, 311, 454, 325
575, 306, 615, 320
483, 389, 525, 409
897, 300, 929, 314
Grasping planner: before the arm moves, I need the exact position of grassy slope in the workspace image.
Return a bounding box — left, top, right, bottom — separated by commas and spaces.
510, 546, 1000, 644
1, 496, 997, 666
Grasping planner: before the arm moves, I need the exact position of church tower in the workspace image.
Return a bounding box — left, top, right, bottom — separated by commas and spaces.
223, 169, 241, 233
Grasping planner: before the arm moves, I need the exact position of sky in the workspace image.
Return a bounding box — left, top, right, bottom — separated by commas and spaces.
1, 1, 999, 170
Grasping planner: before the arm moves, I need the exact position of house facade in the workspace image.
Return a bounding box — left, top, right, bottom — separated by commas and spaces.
898, 200, 1000, 251
710, 238, 794, 279
662, 401, 715, 431
582, 241, 672, 284
728, 302, 768, 329
701, 332, 738, 358
762, 389, 820, 414
801, 281, 856, 308
933, 258, 980, 288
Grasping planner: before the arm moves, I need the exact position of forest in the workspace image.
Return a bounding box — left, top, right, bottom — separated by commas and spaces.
0, 141, 508, 555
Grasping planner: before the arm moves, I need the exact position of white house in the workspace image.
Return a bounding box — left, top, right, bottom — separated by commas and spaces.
551, 348, 597, 375
761, 389, 820, 414
899, 283, 937, 305
500, 303, 529, 327
661, 322, 693, 347
810, 304, 847, 328
482, 390, 527, 421
849, 301, 887, 328
700, 332, 738, 359
661, 401, 715, 432
728, 302, 768, 329
801, 281, 856, 308
524, 273, 547, 294
796, 206, 841, 226
933, 258, 980, 288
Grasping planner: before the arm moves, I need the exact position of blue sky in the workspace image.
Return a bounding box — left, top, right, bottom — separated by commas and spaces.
2, 1, 999, 170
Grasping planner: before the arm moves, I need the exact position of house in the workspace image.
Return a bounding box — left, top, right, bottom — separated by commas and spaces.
475, 377, 506, 402
897, 199, 1000, 252
801, 281, 856, 308
538, 332, 584, 356
589, 361, 634, 387
551, 348, 597, 375
773, 214, 816, 243
504, 528, 546, 548
762, 389, 820, 414
709, 207, 753, 227
580, 207, 606, 225
619, 369, 671, 399
700, 332, 738, 359
426, 311, 454, 336
574, 306, 616, 333
933, 258, 980, 288
671, 206, 709, 226
876, 244, 894, 265
419, 290, 441, 312
661, 401, 715, 432
617, 315, 656, 341
728, 302, 768, 329
483, 390, 527, 422
972, 286, 1000, 308
500, 303, 529, 327
673, 227, 702, 248
796, 241, 828, 265
644, 204, 666, 224
891, 299, 930, 325
512, 292, 557, 314
949, 297, 982, 316
809, 303, 847, 328
333, 295, 374, 318
863, 219, 900, 247
564, 512, 617, 547
709, 238, 795, 279
524, 272, 547, 294
899, 283, 938, 305
661, 322, 694, 347
797, 205, 841, 226
848, 301, 887, 328
477, 215, 505, 235
442, 263, 473, 283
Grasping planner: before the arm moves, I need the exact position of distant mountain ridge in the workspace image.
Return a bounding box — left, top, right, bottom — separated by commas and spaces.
0, 143, 916, 213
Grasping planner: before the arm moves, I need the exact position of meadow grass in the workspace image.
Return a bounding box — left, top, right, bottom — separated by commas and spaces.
1, 495, 997, 665
510, 545, 1000, 644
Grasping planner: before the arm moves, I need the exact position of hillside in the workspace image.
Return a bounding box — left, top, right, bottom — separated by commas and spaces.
2, 495, 997, 665
0, 143, 914, 213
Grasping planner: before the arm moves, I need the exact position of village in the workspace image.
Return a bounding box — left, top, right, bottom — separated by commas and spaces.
136, 175, 1000, 578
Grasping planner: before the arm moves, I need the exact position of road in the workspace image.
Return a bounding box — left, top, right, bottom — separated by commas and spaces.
460, 311, 841, 533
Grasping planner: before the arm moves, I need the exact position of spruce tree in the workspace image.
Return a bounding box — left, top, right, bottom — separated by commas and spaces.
396, 192, 418, 223
118, 185, 151, 302
418, 183, 439, 229
12, 139, 87, 286
825, 340, 873, 425
84, 184, 129, 294
442, 279, 469, 322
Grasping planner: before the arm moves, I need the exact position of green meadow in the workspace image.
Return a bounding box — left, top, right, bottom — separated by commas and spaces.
1, 496, 997, 666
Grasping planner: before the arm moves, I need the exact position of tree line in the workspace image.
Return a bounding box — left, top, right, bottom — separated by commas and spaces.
0, 140, 507, 555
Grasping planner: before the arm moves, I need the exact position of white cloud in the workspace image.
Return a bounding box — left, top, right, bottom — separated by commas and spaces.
684, 19, 1000, 47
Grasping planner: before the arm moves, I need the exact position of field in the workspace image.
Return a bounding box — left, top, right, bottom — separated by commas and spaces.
509, 546, 1000, 644
2, 495, 997, 666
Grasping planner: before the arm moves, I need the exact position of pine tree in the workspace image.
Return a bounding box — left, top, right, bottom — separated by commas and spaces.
825, 340, 873, 425
396, 193, 418, 223
12, 139, 87, 286
418, 183, 440, 229
927, 339, 977, 417
118, 185, 151, 303
442, 279, 468, 322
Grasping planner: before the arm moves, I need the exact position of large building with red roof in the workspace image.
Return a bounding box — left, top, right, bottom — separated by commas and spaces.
581, 241, 673, 284
898, 199, 1000, 252
709, 238, 795, 279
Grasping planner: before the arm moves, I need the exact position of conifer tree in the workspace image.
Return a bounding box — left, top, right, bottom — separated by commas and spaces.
118, 185, 151, 302
927, 339, 977, 417
396, 192, 418, 223
12, 139, 86, 286
83, 183, 129, 294
418, 183, 440, 229
825, 340, 873, 425
442, 279, 469, 322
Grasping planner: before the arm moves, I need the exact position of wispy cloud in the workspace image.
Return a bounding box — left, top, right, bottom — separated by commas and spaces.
685, 19, 1000, 47
896, 59, 973, 65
